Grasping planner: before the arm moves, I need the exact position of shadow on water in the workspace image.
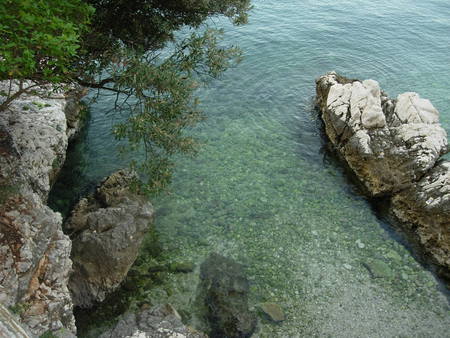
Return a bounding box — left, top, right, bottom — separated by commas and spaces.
48, 109, 100, 221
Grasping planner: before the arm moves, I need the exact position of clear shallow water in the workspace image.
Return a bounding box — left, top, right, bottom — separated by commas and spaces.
51, 0, 450, 336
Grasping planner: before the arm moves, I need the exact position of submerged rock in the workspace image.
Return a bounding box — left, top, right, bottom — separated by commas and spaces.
259, 303, 286, 323
198, 253, 257, 338
363, 259, 394, 279
0, 81, 85, 335
316, 72, 450, 278
67, 170, 154, 308
99, 304, 206, 338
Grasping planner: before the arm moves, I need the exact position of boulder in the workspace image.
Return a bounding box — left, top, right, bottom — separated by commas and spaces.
316, 72, 448, 196
391, 161, 450, 270
316, 72, 450, 278
99, 304, 207, 338
67, 170, 154, 308
198, 253, 256, 338
0, 81, 85, 335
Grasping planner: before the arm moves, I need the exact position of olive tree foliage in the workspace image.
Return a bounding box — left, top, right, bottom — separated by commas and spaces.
0, 0, 94, 110
0, 0, 252, 195
76, 0, 252, 195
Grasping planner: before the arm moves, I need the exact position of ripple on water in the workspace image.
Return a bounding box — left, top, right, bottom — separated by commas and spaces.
54, 0, 450, 336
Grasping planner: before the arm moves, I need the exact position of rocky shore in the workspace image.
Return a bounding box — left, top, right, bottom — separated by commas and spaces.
0, 82, 86, 335
0, 83, 195, 337
316, 72, 450, 280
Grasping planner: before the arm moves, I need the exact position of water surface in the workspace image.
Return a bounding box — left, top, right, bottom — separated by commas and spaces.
52, 1, 450, 336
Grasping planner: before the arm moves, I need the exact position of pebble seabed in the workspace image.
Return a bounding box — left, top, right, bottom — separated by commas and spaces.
50, 0, 450, 336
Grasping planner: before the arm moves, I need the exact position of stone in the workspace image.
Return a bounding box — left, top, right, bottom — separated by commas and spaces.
391, 161, 450, 271
99, 304, 207, 338
316, 72, 450, 279
169, 261, 195, 273
67, 170, 154, 308
259, 303, 285, 322
363, 259, 394, 279
315, 72, 448, 196
343, 264, 353, 270
198, 253, 257, 338
0, 304, 32, 338
384, 250, 402, 263
0, 81, 86, 336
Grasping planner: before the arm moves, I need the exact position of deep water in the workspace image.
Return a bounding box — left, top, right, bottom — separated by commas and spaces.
50, 0, 450, 336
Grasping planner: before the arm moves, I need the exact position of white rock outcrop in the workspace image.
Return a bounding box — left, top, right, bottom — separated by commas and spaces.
316, 72, 450, 277
0, 81, 85, 335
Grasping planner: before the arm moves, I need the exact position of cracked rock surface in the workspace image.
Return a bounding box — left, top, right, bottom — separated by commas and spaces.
99, 304, 207, 338
316, 72, 450, 276
67, 170, 154, 308
0, 81, 85, 335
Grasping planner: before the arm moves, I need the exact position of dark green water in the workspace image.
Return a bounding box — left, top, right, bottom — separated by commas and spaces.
51, 1, 450, 336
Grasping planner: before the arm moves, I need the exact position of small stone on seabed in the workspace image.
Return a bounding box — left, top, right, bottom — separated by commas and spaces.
343, 264, 352, 270
259, 303, 286, 322
363, 259, 394, 279
356, 239, 365, 249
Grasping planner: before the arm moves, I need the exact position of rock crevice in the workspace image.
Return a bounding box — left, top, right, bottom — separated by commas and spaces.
0, 81, 86, 335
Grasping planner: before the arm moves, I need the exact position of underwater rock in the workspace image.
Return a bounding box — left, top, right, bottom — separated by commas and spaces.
0, 81, 85, 335
316, 72, 450, 279
259, 303, 286, 322
67, 170, 154, 308
363, 259, 394, 279
198, 253, 257, 338
99, 304, 207, 338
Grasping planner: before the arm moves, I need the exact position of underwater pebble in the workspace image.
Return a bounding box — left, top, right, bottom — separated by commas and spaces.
356, 239, 365, 249
259, 303, 286, 322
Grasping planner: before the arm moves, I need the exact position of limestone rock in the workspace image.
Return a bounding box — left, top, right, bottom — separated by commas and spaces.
99, 304, 207, 338
315, 72, 448, 196
198, 253, 257, 338
0, 81, 85, 335
0, 304, 32, 338
67, 170, 154, 308
315, 72, 450, 278
391, 161, 450, 270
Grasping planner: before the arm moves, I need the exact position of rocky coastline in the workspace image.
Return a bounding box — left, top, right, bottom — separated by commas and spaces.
316, 72, 450, 281
0, 83, 196, 337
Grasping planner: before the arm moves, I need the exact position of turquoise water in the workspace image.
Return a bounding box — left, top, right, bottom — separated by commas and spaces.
52, 0, 450, 336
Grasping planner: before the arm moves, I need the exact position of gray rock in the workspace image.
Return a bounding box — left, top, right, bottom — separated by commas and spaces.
316, 72, 448, 196
0, 81, 85, 335
363, 259, 394, 279
259, 303, 286, 322
67, 170, 154, 308
99, 304, 206, 338
0, 304, 32, 338
316, 72, 450, 279
198, 253, 257, 338
391, 161, 450, 271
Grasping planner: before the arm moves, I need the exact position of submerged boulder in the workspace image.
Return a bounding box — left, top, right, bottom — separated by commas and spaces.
316, 72, 450, 278
198, 253, 256, 338
67, 170, 154, 308
99, 304, 206, 338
